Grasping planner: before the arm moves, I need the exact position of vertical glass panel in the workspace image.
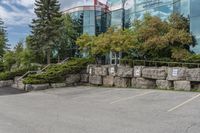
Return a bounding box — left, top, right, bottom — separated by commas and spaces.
181, 0, 189, 17
190, 0, 200, 17
111, 9, 123, 28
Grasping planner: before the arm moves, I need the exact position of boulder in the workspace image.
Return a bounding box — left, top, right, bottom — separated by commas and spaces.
167, 67, 187, 81
80, 74, 89, 83
186, 68, 200, 81
117, 66, 133, 77
25, 84, 50, 91
174, 81, 191, 91
108, 65, 117, 76
103, 76, 114, 87
142, 67, 167, 80
89, 75, 103, 85
0, 80, 13, 87
87, 65, 96, 75
94, 66, 108, 76
134, 66, 144, 77
156, 80, 172, 90
131, 78, 137, 88
51, 83, 66, 88
136, 78, 156, 89
114, 77, 131, 88
66, 74, 80, 85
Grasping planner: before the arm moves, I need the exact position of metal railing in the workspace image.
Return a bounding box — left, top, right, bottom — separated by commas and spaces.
119, 59, 200, 68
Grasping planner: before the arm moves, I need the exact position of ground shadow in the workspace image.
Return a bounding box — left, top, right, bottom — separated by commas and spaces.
0, 87, 26, 96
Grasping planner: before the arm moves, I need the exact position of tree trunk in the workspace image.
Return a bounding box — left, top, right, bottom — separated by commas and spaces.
57, 55, 60, 63
47, 48, 51, 64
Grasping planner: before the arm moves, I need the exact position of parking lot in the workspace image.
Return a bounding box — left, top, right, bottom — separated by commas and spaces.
0, 86, 200, 133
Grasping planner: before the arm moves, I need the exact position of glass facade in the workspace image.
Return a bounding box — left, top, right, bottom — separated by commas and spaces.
108, 0, 200, 53
64, 0, 200, 53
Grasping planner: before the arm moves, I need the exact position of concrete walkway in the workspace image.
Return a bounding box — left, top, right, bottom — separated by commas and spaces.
0, 86, 200, 133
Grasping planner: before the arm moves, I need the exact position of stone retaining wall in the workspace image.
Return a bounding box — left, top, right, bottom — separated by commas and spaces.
86, 65, 200, 91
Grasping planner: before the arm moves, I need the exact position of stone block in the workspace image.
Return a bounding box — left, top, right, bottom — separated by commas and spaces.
80, 74, 89, 83
136, 78, 156, 89
51, 83, 66, 88
89, 75, 102, 85
108, 65, 117, 76
186, 68, 200, 81
174, 81, 191, 91
134, 66, 144, 77
167, 67, 187, 81
94, 66, 108, 76
131, 78, 137, 88
117, 66, 133, 77
66, 74, 80, 84
142, 67, 167, 80
103, 76, 114, 87
114, 77, 131, 88
87, 65, 96, 75
0, 80, 13, 87
156, 80, 172, 90
25, 84, 49, 91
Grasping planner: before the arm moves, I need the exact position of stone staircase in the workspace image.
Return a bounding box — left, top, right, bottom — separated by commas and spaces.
12, 77, 25, 90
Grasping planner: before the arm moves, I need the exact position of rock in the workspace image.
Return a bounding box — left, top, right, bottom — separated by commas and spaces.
80, 74, 89, 83
136, 78, 156, 89
114, 77, 131, 88
167, 67, 187, 81
0, 80, 13, 87
51, 83, 66, 88
25, 84, 49, 91
117, 66, 133, 77
94, 66, 108, 76
103, 76, 114, 87
66, 74, 80, 85
108, 65, 117, 76
87, 65, 96, 75
156, 80, 172, 90
186, 68, 200, 81
131, 78, 137, 88
142, 67, 167, 80
134, 66, 144, 77
174, 81, 191, 91
89, 75, 102, 85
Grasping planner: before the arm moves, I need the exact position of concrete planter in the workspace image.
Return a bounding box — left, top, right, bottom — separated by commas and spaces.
25, 84, 50, 91
51, 83, 66, 88
0, 80, 13, 87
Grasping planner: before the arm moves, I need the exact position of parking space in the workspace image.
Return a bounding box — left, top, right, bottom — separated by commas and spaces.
0, 86, 200, 133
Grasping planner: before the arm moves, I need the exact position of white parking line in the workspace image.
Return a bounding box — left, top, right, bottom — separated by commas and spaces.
110, 91, 155, 104
168, 93, 200, 112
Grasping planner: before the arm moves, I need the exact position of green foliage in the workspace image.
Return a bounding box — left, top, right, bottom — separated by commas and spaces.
30, 0, 63, 64
0, 66, 39, 81
77, 13, 196, 61
0, 18, 9, 58
23, 58, 94, 84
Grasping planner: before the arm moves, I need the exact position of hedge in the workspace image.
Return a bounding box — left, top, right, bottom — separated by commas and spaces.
23, 58, 94, 84
0, 66, 39, 81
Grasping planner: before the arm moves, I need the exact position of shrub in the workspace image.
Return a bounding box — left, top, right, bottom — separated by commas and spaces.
23, 58, 94, 84
0, 66, 39, 81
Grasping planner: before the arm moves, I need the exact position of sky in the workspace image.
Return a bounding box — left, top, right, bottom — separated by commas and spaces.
0, 0, 108, 48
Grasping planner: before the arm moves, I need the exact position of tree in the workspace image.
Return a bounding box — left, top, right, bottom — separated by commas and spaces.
0, 18, 8, 58
30, 0, 63, 64
56, 14, 81, 61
